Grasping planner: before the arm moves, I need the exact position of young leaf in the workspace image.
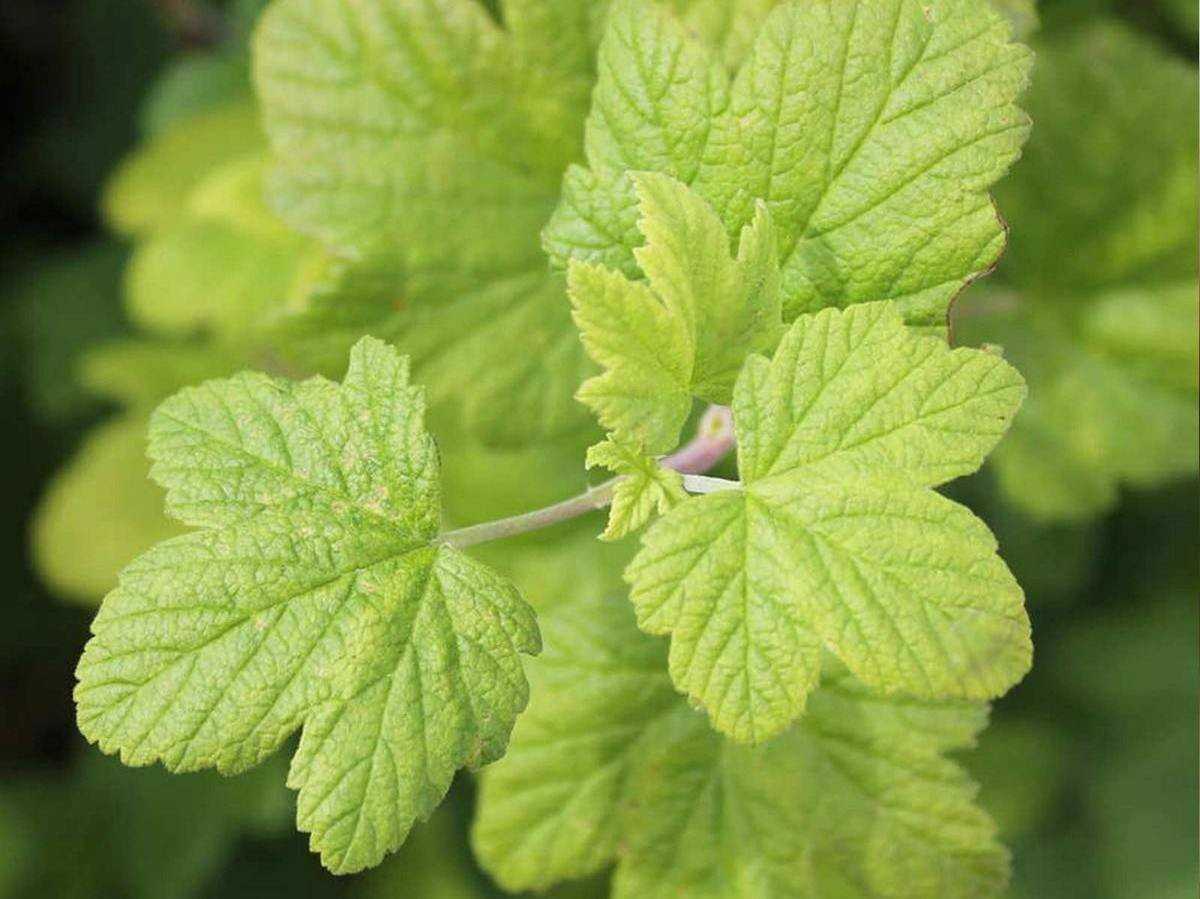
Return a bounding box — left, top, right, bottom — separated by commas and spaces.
569, 174, 781, 453
627, 302, 1030, 743
546, 0, 1032, 331
474, 593, 1008, 897
586, 436, 688, 541
74, 337, 540, 875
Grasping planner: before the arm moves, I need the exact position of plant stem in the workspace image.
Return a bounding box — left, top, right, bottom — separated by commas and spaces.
439, 480, 619, 549
680, 474, 740, 494
440, 405, 737, 549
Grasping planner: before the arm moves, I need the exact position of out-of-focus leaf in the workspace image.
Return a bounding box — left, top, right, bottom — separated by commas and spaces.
79, 339, 249, 411
968, 719, 1070, 840
32, 336, 250, 604
7, 242, 127, 424
968, 283, 1199, 521
140, 53, 253, 138
3, 751, 290, 899
31, 415, 184, 605
996, 20, 1197, 293
103, 104, 264, 237
959, 20, 1199, 521
124, 156, 313, 337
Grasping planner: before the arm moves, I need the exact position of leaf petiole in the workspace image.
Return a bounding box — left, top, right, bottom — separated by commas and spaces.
440, 405, 737, 549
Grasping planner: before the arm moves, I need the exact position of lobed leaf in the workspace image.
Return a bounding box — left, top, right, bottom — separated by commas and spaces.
547, 0, 1032, 332
75, 338, 540, 874
569, 174, 781, 453
586, 436, 688, 540
626, 302, 1030, 742
474, 593, 1009, 897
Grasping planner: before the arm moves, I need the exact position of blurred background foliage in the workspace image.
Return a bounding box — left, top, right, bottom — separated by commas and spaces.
1, 0, 1195, 896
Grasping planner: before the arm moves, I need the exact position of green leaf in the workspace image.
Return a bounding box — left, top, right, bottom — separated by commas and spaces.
985, 285, 1199, 521
253, 0, 608, 444
470, 518, 636, 617
32, 340, 253, 605
546, 0, 1032, 331
614, 680, 1005, 898
586, 436, 687, 540
474, 593, 1008, 897
569, 173, 781, 453
7, 242, 127, 424
4, 752, 291, 899
253, 0, 793, 446
124, 155, 318, 339
103, 104, 264, 237
384, 273, 595, 446
994, 20, 1198, 294
79, 338, 250, 411
254, 0, 588, 271
959, 20, 1200, 521
472, 593, 678, 892
627, 302, 1029, 742
32, 417, 185, 605
275, 262, 596, 447
74, 338, 540, 874
140, 52, 253, 137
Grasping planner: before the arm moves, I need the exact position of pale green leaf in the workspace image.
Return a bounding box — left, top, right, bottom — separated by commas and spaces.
569, 174, 780, 452
735, 300, 1028, 487
669, 0, 784, 68
546, 0, 1032, 331
252, 0, 607, 444
124, 155, 316, 338
474, 594, 1008, 898
1083, 284, 1199, 394
472, 593, 678, 891
386, 273, 595, 446
469, 519, 635, 617
33, 341, 253, 605
32, 417, 185, 605
140, 51, 253, 137
627, 302, 1029, 742
75, 338, 540, 874
80, 338, 250, 411
614, 677, 1005, 899
253, 0, 786, 445
587, 436, 687, 540
627, 487, 821, 743
103, 104, 264, 237
253, 0, 586, 273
